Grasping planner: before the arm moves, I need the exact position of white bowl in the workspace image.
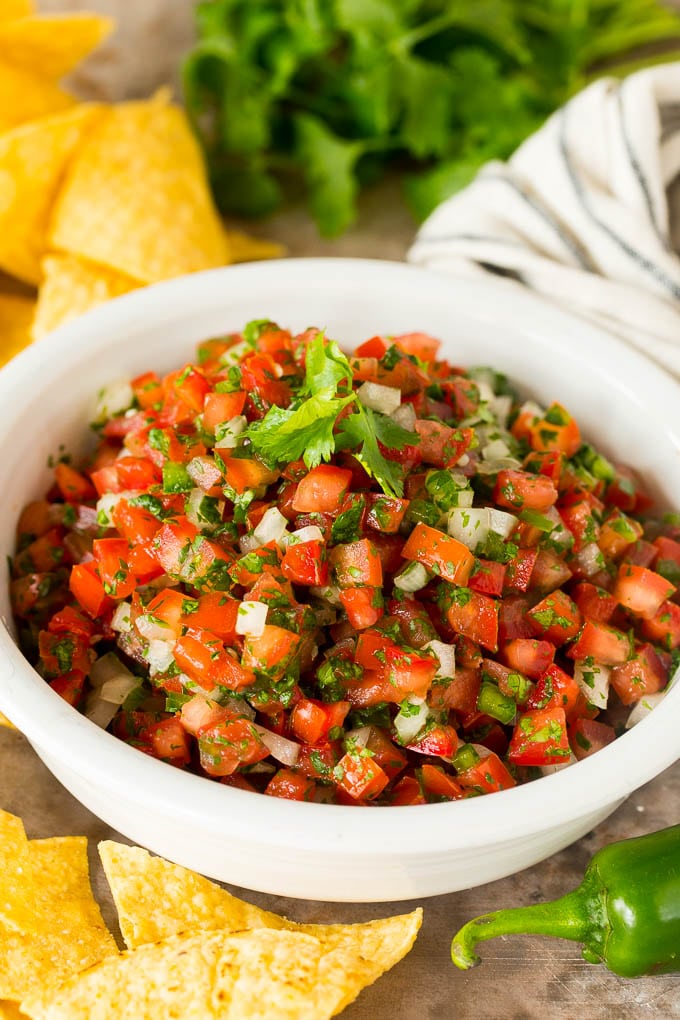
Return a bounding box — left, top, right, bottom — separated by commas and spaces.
1, 259, 679, 902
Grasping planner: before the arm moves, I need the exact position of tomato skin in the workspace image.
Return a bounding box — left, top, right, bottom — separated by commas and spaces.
640, 599, 680, 650
527, 663, 584, 720
265, 769, 318, 801
330, 538, 383, 587
610, 644, 668, 705
198, 718, 268, 777
281, 539, 328, 586
527, 589, 582, 645
144, 718, 191, 766
407, 724, 459, 759
445, 589, 500, 652
401, 523, 474, 586
469, 559, 506, 597
334, 751, 389, 801
494, 470, 558, 512
567, 619, 632, 666
456, 751, 516, 793
502, 638, 554, 680
508, 706, 570, 766
290, 698, 350, 744
242, 625, 301, 681
571, 582, 619, 624
292, 464, 353, 513
54, 463, 95, 502
612, 563, 676, 620
69, 562, 113, 618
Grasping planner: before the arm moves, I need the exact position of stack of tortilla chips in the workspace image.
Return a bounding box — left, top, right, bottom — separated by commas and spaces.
0, 2, 282, 368
0, 809, 422, 1019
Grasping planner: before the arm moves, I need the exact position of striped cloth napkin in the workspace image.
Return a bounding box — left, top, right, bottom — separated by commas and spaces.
408, 64, 680, 376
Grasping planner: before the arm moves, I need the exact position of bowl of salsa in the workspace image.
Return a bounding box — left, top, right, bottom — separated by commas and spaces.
0, 259, 679, 901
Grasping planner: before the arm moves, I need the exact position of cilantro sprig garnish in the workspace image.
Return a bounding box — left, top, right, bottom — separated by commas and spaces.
245, 333, 415, 497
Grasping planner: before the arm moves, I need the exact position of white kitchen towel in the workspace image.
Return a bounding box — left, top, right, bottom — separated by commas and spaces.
408, 64, 680, 376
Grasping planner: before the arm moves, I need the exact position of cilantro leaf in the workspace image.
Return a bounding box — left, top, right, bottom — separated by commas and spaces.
294, 113, 363, 237
246, 392, 354, 470
338, 406, 413, 498
303, 333, 352, 396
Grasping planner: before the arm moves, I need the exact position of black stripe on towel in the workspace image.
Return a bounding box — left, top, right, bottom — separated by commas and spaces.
559, 106, 680, 301
616, 82, 668, 249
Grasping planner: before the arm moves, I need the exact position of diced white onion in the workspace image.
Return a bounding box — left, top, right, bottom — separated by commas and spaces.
254, 724, 300, 766
482, 438, 511, 461
218, 339, 251, 367
488, 508, 518, 539
84, 691, 119, 729
518, 399, 545, 421
390, 401, 417, 431
253, 506, 289, 547
146, 639, 175, 676
393, 698, 430, 745
100, 674, 141, 705
574, 660, 610, 710
136, 613, 174, 642
447, 507, 491, 549
539, 753, 577, 775
539, 506, 572, 547
489, 394, 513, 428
184, 488, 225, 531
111, 602, 132, 633
235, 600, 268, 636
94, 379, 134, 423
309, 584, 342, 606
90, 652, 134, 689
344, 725, 373, 748
214, 414, 248, 450
425, 640, 456, 680
625, 692, 666, 728
95, 491, 134, 528
187, 456, 220, 491
475, 457, 523, 475
574, 542, 604, 578
282, 525, 324, 547
239, 533, 261, 554
357, 381, 402, 415
393, 561, 431, 592
476, 380, 495, 404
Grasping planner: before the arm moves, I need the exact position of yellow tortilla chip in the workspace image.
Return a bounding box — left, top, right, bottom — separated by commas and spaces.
99, 841, 422, 1016
0, 15, 112, 78
228, 230, 286, 263
0, 713, 17, 729
50, 93, 230, 284
0, 1001, 29, 1020
0, 293, 34, 366
0, 835, 117, 1002
0, 105, 101, 285
0, 811, 35, 936
0, 63, 73, 134
32, 254, 138, 341
21, 926, 389, 1020
0, 2, 32, 24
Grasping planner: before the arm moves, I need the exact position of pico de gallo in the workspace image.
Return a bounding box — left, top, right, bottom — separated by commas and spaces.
11, 322, 680, 805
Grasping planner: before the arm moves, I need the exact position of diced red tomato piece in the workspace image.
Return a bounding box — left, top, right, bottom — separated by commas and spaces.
527, 590, 582, 645
529, 403, 581, 457
198, 717, 268, 777
529, 549, 573, 593
365, 727, 408, 780
144, 717, 191, 766
265, 768, 318, 801
494, 470, 558, 512
401, 523, 474, 586
38, 631, 92, 676
469, 559, 506, 597
92, 538, 135, 599
610, 644, 668, 705
570, 717, 616, 761
407, 724, 459, 759
365, 495, 409, 534
69, 562, 112, 618
48, 670, 86, 707
290, 698, 350, 745
502, 638, 554, 680
281, 539, 328, 586
419, 764, 463, 801
334, 750, 389, 801
498, 596, 535, 641
47, 605, 96, 640
242, 625, 301, 681
559, 497, 600, 552
15, 529, 65, 574
413, 421, 473, 467
222, 456, 279, 495
202, 390, 247, 432
292, 464, 353, 513
456, 750, 516, 793
612, 563, 676, 620
508, 706, 570, 766
444, 589, 499, 652
527, 663, 584, 720
598, 511, 643, 558
571, 582, 619, 624
54, 463, 95, 502
567, 619, 632, 666
523, 450, 564, 485
180, 694, 230, 736
640, 599, 680, 650
330, 538, 383, 587
131, 371, 163, 409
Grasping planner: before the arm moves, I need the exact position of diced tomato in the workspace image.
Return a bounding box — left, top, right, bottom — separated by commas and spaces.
354, 629, 396, 669
444, 589, 499, 652
529, 403, 581, 458
48, 670, 86, 707
264, 769, 318, 801
202, 390, 247, 432
198, 717, 268, 777
334, 750, 389, 801
281, 539, 328, 586
14, 528, 65, 574
330, 538, 383, 587
54, 463, 95, 502
388, 597, 438, 648
407, 724, 459, 759
353, 335, 388, 358
222, 456, 279, 495
428, 667, 481, 716
571, 581, 619, 624
365, 727, 408, 780
92, 538, 135, 600
570, 717, 616, 761
653, 535, 680, 568
469, 559, 506, 597
296, 742, 342, 779
640, 599, 680, 650
344, 664, 429, 706
598, 510, 643, 559
290, 698, 350, 744
242, 625, 300, 681
131, 370, 163, 409
527, 590, 581, 645
502, 638, 554, 680
527, 663, 584, 720
498, 596, 535, 641
180, 694, 230, 736
419, 764, 463, 801
184, 591, 240, 642
612, 563, 676, 620
393, 331, 441, 362
229, 543, 281, 587
174, 629, 255, 692
559, 497, 600, 552
401, 523, 474, 586
69, 562, 112, 618
523, 450, 564, 485
610, 644, 668, 705
567, 619, 632, 666
47, 605, 96, 640
507, 706, 570, 766
456, 750, 516, 793
389, 775, 427, 806
292, 464, 353, 513
529, 549, 573, 593
413, 421, 473, 467
366, 495, 409, 534
442, 376, 480, 419
494, 470, 558, 512
240, 352, 291, 414
39, 631, 92, 676
144, 717, 191, 766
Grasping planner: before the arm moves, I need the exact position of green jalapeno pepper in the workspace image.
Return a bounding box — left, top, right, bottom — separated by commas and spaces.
451, 825, 680, 977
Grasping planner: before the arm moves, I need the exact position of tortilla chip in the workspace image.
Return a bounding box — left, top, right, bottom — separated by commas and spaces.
228, 230, 286, 263
0, 105, 101, 285
99, 841, 422, 1016
0, 63, 73, 134
0, 713, 17, 729
32, 254, 138, 341
0, 1001, 29, 1020
0, 835, 117, 1002
0, 811, 35, 936
0, 293, 34, 365
49, 93, 230, 284
0, 15, 112, 79
0, 2, 32, 24
20, 926, 388, 1020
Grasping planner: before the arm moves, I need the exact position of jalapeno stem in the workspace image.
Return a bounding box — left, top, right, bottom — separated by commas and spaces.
451, 886, 595, 969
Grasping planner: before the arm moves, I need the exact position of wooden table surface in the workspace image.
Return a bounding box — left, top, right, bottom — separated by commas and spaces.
3, 4, 678, 1017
